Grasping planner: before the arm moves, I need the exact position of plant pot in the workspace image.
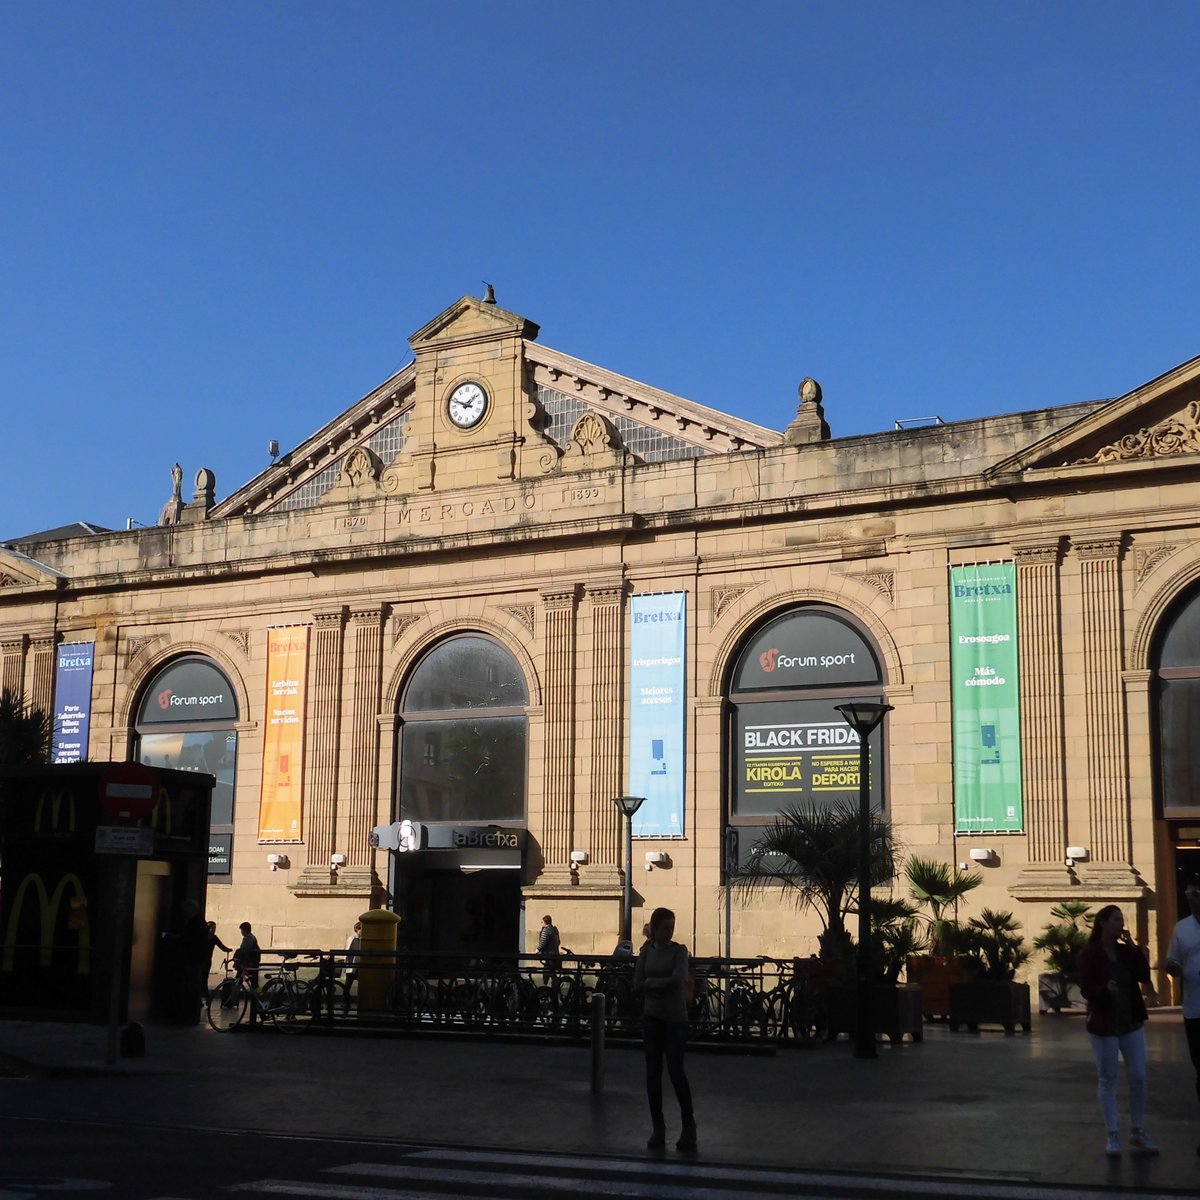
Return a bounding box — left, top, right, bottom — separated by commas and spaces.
948, 980, 1032, 1034
905, 955, 965, 1021
1037, 972, 1084, 1014
826, 982, 924, 1044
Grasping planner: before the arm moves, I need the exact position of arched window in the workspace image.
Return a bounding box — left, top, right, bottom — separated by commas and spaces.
134, 656, 239, 877
397, 636, 528, 824
1152, 588, 1200, 816
725, 606, 886, 863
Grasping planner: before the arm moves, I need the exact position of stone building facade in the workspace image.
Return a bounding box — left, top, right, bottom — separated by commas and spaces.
4, 292, 1200, 988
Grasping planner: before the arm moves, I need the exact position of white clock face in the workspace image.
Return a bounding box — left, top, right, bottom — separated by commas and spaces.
447, 381, 488, 428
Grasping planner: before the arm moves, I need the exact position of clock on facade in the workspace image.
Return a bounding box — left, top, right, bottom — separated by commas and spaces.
447, 381, 489, 429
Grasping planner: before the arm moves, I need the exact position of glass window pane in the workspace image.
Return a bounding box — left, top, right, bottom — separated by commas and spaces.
1157, 593, 1200, 669
731, 609, 880, 692
1159, 679, 1200, 811
400, 716, 525, 823
403, 637, 528, 711
138, 730, 238, 826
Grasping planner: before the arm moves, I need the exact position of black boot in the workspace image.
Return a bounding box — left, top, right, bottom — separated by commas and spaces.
647, 1122, 666, 1149
676, 1118, 697, 1150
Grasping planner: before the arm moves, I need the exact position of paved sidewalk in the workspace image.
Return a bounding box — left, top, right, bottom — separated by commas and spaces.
1, 1010, 1198, 1192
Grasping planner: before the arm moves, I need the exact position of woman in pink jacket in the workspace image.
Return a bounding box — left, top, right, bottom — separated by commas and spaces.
1078, 905, 1158, 1157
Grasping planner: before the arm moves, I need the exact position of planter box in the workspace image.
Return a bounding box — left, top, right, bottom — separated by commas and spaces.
826, 982, 924, 1044
905, 955, 965, 1021
949, 981, 1032, 1034
1038, 972, 1084, 1014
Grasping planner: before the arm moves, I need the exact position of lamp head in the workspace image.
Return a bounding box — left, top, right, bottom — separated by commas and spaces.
834, 700, 894, 737
613, 795, 646, 819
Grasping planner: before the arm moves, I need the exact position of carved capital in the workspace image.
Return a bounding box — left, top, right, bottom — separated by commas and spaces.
1013, 540, 1062, 567
1073, 537, 1124, 562
584, 580, 625, 607
349, 604, 388, 629
540, 586, 579, 612
313, 606, 347, 631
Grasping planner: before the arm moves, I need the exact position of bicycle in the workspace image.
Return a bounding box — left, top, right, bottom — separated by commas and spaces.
205, 953, 316, 1032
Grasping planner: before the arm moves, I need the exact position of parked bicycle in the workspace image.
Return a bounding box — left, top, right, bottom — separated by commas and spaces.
205, 952, 318, 1032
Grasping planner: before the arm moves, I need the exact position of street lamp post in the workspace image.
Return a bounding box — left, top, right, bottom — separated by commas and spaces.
612, 795, 645, 943
834, 700, 894, 1061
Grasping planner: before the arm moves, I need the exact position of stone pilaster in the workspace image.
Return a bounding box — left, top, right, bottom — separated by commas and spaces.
340, 604, 386, 890
1014, 542, 1069, 867
540, 586, 578, 872
586, 581, 625, 880
26, 634, 56, 722
298, 607, 345, 889
1, 636, 26, 699
1075, 537, 1135, 874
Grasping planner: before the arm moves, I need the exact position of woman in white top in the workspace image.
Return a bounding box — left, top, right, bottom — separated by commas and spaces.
634, 906, 696, 1151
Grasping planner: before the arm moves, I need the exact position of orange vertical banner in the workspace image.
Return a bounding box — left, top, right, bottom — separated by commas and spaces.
259, 625, 309, 841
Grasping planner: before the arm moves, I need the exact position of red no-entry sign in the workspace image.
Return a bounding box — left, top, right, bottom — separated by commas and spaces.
98, 761, 159, 820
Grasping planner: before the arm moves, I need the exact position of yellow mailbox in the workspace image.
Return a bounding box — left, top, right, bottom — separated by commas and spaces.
356, 908, 401, 1016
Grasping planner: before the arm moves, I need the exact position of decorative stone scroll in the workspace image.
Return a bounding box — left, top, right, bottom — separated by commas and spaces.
1072, 400, 1200, 466
500, 604, 535, 636
322, 446, 385, 504
561, 411, 628, 473
853, 571, 895, 604
222, 630, 250, 657
710, 586, 749, 624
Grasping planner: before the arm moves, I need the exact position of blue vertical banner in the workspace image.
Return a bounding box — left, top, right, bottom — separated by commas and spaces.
628, 592, 687, 836
51, 641, 95, 763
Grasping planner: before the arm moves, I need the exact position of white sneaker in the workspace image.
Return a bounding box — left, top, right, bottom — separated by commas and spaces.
1105, 1132, 1121, 1157
1130, 1128, 1159, 1154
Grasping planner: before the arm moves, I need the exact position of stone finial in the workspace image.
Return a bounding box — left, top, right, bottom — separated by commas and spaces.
783, 377, 831, 445
181, 468, 216, 523
158, 462, 185, 525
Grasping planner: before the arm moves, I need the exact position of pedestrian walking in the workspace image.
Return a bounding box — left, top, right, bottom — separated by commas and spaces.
634, 906, 696, 1151
537, 913, 561, 983
344, 920, 362, 984
233, 921, 262, 988
1079, 904, 1158, 1156
204, 920, 232, 998
1164, 875, 1200, 1156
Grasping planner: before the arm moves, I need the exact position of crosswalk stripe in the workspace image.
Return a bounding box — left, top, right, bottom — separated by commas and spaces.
227, 1151, 1191, 1200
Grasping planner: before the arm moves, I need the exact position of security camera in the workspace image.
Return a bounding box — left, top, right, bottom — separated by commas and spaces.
330, 853, 347, 867
266, 853, 288, 871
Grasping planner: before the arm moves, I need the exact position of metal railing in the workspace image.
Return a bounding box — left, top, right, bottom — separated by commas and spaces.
226, 949, 836, 1044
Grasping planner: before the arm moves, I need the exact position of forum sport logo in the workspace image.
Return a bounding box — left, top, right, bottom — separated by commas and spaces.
759, 648, 781, 672
157, 688, 174, 710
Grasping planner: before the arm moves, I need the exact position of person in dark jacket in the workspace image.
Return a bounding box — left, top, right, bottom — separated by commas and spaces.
1078, 904, 1158, 1157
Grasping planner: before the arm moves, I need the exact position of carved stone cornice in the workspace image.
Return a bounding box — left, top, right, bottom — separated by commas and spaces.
1072, 400, 1200, 466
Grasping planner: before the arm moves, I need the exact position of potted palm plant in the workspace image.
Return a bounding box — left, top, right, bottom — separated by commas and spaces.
948, 908, 1033, 1034
734, 798, 905, 1043
903, 856, 982, 1020
1033, 901, 1091, 1013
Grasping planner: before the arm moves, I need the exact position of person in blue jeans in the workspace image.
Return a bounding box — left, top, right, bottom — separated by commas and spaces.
634, 906, 696, 1151
1079, 905, 1158, 1157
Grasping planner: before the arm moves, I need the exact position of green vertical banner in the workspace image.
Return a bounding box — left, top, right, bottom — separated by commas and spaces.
950, 563, 1023, 833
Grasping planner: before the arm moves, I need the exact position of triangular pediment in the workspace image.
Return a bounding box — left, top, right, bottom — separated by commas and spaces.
212, 293, 785, 519
409, 294, 539, 350
0, 547, 67, 591
987, 352, 1200, 480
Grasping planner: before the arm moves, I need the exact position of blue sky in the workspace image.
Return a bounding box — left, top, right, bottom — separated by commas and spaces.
3, 2, 1199, 537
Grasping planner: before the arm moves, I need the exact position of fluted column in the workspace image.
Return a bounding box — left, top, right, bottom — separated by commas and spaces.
343, 604, 386, 881
1015, 543, 1065, 863
585, 582, 625, 868
1077, 538, 1130, 865
1, 636, 25, 699
540, 586, 578, 870
302, 607, 345, 879
27, 634, 56, 720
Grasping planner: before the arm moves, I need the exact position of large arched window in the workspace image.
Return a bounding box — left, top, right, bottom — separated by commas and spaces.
134, 656, 239, 878
397, 636, 528, 824
725, 606, 886, 865
1153, 587, 1200, 816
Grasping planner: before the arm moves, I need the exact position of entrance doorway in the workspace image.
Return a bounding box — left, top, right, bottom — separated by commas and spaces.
395, 864, 522, 959
1169, 844, 1200, 924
